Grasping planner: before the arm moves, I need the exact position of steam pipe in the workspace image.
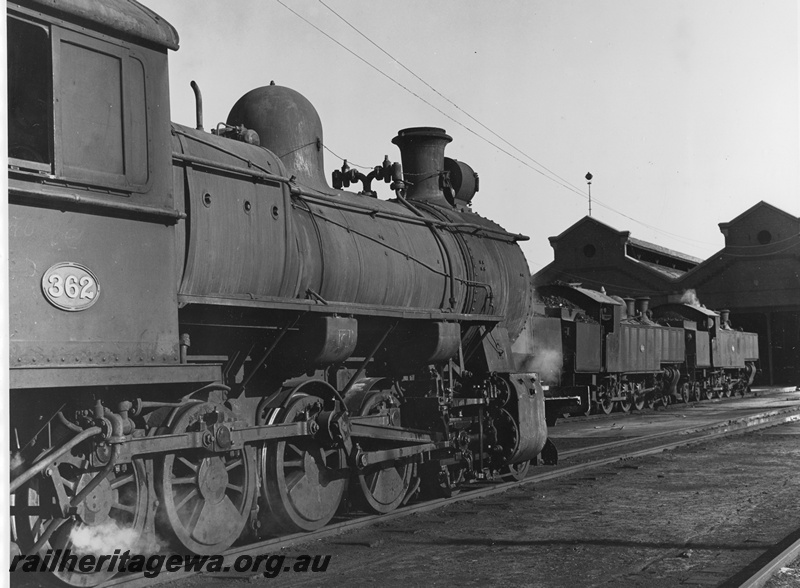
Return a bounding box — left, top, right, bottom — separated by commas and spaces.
10, 426, 102, 493
190, 80, 204, 131
56, 411, 82, 434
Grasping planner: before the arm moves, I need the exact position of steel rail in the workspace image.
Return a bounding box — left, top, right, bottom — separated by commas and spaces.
67, 406, 800, 588
723, 530, 800, 588
559, 405, 800, 459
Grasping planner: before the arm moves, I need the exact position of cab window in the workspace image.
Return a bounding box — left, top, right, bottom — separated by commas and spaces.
7, 13, 150, 191
7, 16, 52, 166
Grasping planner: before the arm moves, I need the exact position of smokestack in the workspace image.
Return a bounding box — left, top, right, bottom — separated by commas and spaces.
720, 309, 730, 329
392, 127, 453, 206
635, 297, 650, 317
624, 297, 636, 318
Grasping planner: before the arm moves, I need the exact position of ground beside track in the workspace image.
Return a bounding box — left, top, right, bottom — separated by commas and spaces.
156, 387, 800, 588
551, 386, 800, 453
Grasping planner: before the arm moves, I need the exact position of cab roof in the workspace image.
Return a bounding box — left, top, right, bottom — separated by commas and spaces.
18, 0, 179, 50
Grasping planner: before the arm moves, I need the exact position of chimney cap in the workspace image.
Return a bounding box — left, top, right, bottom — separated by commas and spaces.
392, 127, 452, 145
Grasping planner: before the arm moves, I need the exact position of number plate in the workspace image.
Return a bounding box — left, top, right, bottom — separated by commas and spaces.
41, 262, 100, 311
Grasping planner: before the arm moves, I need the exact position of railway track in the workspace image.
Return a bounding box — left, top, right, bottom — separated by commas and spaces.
84, 403, 800, 588
723, 527, 800, 588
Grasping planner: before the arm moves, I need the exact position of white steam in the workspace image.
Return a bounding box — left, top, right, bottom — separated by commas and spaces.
532, 348, 563, 384
70, 521, 161, 557
10, 452, 25, 471
680, 289, 704, 307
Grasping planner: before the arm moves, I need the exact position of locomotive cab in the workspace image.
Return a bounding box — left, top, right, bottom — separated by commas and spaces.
8, 1, 176, 205
7, 0, 215, 391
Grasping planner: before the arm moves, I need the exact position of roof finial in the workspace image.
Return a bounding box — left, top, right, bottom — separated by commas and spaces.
585, 172, 593, 217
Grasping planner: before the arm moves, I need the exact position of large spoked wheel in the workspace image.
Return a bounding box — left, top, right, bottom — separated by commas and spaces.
355, 391, 413, 514
690, 382, 701, 402
14, 457, 150, 587
617, 400, 632, 413
632, 393, 646, 411
598, 387, 614, 415
259, 394, 347, 534
702, 386, 714, 401
157, 402, 256, 555
679, 382, 691, 403
500, 460, 531, 481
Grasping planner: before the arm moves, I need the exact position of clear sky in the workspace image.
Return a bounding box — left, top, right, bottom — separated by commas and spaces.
146, 0, 800, 271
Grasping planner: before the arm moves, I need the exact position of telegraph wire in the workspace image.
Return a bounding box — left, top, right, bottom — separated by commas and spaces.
278, 0, 727, 253
315, 0, 586, 197
274, 0, 593, 197
312, 1, 724, 251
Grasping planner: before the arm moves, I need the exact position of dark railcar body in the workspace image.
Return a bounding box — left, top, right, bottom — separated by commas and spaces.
652, 303, 759, 398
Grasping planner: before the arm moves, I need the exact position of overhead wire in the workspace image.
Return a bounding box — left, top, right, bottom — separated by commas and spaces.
315, 0, 586, 196
279, 0, 736, 254
312, 1, 726, 251
274, 0, 595, 195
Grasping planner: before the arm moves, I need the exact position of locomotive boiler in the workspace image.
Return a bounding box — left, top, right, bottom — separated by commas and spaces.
8, 0, 548, 584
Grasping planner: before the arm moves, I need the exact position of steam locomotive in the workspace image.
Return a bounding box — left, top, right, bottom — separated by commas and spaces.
8, 1, 549, 584
512, 283, 759, 421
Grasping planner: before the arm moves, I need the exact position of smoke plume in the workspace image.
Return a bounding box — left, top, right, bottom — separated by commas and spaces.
531, 348, 563, 384
680, 289, 703, 307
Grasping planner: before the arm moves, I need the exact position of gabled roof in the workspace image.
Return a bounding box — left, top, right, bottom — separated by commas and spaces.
718, 200, 800, 231
570, 285, 623, 305
548, 215, 700, 270
631, 259, 689, 279
627, 237, 703, 265
548, 216, 630, 244
537, 283, 622, 306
